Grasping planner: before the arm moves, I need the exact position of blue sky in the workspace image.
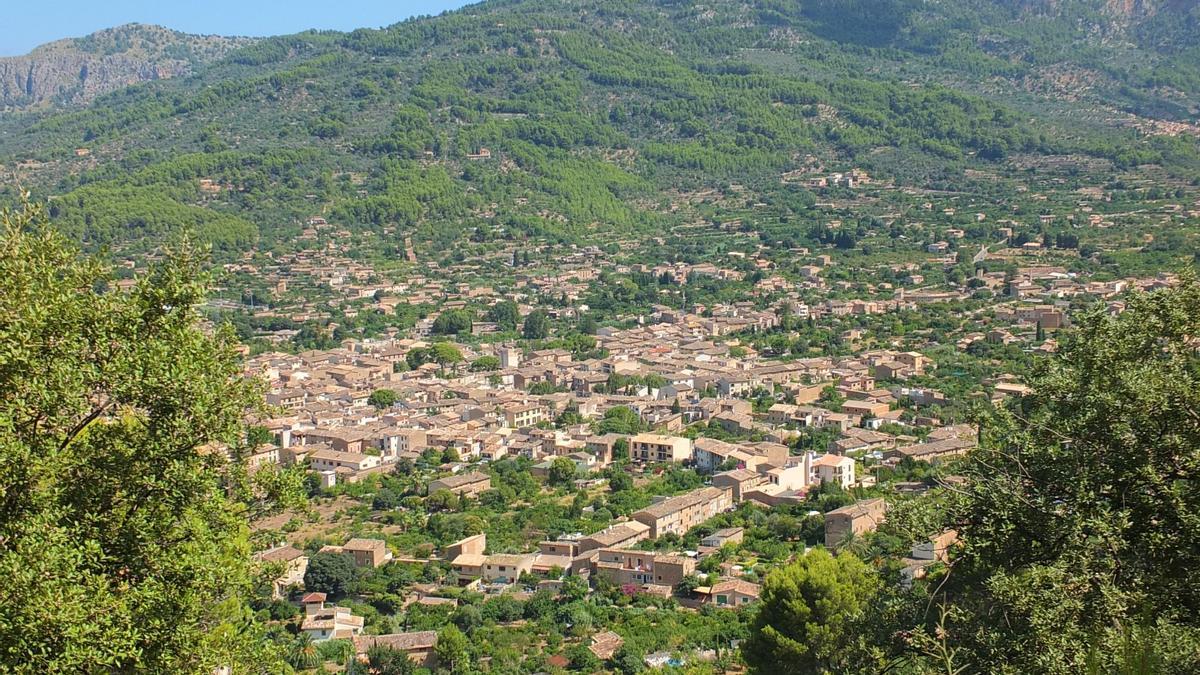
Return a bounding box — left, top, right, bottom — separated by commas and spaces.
1, 0, 473, 56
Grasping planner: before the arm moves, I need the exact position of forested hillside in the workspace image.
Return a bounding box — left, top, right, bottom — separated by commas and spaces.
0, 0, 1196, 258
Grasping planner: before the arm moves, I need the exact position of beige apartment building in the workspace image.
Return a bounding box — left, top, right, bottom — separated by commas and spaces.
712, 469, 766, 502
342, 538, 391, 568
630, 433, 693, 463
503, 402, 548, 429
577, 521, 651, 553
632, 486, 732, 538
482, 553, 535, 583
812, 454, 856, 489
319, 537, 392, 568
308, 448, 381, 473
593, 548, 695, 588
824, 498, 888, 548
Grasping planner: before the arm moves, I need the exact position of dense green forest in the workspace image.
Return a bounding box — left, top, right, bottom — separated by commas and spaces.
0, 0, 1196, 257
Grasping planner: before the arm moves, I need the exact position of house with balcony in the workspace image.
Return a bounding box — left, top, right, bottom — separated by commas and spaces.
300, 593, 365, 642
812, 454, 856, 489
630, 433, 693, 463
592, 548, 695, 589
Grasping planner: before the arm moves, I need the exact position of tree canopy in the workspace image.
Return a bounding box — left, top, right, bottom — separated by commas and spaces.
743, 548, 879, 674
598, 406, 644, 435
368, 388, 399, 409
0, 200, 301, 671
487, 300, 520, 332
910, 274, 1200, 672
304, 551, 360, 598
432, 309, 473, 335
522, 310, 550, 340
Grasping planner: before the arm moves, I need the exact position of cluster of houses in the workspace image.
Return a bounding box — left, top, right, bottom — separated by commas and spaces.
229, 261, 1195, 669
241, 300, 984, 491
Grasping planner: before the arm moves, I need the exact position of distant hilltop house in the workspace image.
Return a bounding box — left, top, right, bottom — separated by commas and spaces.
698, 578, 762, 608
300, 593, 364, 642
466, 148, 492, 160
254, 544, 308, 600
319, 537, 392, 568
825, 498, 889, 548
428, 470, 491, 498
353, 632, 439, 669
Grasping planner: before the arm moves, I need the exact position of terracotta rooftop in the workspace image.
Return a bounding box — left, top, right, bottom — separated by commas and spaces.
353, 631, 438, 652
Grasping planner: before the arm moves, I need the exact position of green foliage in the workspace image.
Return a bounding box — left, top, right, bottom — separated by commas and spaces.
910, 276, 1200, 673
48, 183, 257, 253
316, 639, 354, 664
470, 355, 501, 372
527, 381, 565, 395
547, 457, 579, 486
425, 488, 462, 515
4, 0, 1196, 272
407, 343, 464, 371
487, 300, 520, 332
743, 549, 879, 674
304, 551, 360, 597
431, 343, 464, 366
0, 200, 297, 670
605, 465, 633, 493
598, 406, 644, 435
560, 575, 590, 602
348, 644, 415, 674
522, 309, 550, 340
286, 633, 323, 671
435, 624, 471, 672
247, 424, 274, 446
432, 309, 474, 335
368, 388, 399, 409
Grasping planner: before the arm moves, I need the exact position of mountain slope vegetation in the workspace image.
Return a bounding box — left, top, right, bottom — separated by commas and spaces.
0, 0, 1195, 258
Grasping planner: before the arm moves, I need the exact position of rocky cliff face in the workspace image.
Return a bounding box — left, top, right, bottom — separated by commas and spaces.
0, 24, 254, 111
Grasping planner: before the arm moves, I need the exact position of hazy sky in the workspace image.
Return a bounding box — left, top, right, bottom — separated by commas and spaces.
1, 0, 474, 56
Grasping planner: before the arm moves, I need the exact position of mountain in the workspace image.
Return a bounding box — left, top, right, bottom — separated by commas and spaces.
0, 24, 254, 111
0, 0, 1195, 259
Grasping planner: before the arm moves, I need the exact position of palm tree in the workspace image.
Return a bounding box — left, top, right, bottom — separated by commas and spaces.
835, 531, 872, 559
287, 633, 322, 671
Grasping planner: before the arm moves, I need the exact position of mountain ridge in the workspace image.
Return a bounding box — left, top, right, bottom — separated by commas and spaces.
0, 24, 254, 111
0, 0, 1195, 260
